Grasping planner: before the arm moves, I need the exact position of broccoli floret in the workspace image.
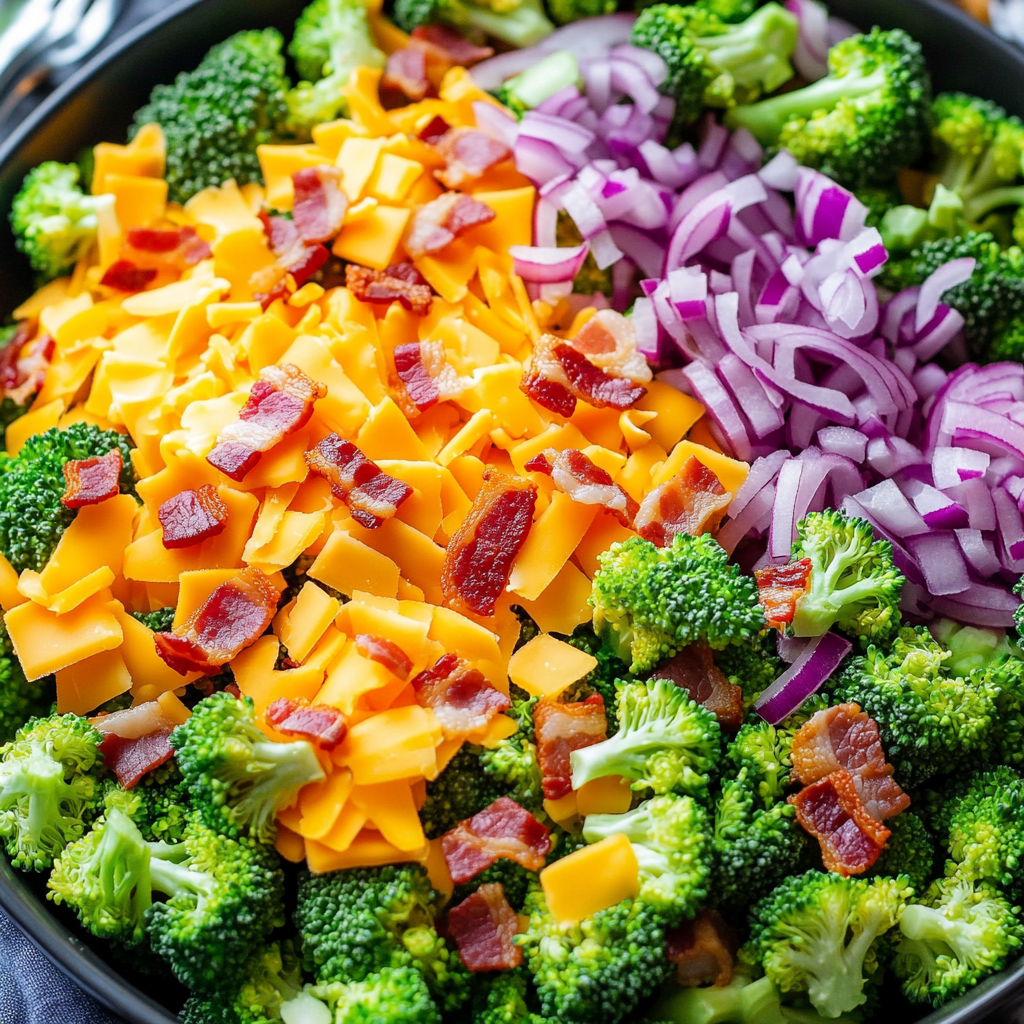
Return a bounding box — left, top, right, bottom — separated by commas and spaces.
716, 633, 783, 714
9, 162, 114, 281
631, 3, 796, 126
787, 510, 904, 642
453, 858, 536, 911
130, 761, 191, 844
583, 793, 711, 922
0, 618, 52, 744
170, 691, 325, 843
0, 423, 136, 575
393, 0, 554, 48
856, 184, 903, 228
313, 966, 441, 1024
725, 720, 795, 806
727, 27, 931, 191
743, 870, 912, 1019
870, 812, 935, 894
591, 532, 764, 674
651, 971, 791, 1024
893, 876, 1024, 1007
420, 744, 508, 839
477, 700, 543, 814
130, 607, 176, 633
547, 0, 616, 25
569, 678, 722, 798
132, 29, 290, 204
0, 713, 104, 871
495, 50, 581, 117
472, 969, 549, 1024
564, 625, 632, 731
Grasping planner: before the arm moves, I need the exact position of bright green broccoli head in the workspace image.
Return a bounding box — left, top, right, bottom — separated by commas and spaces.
471, 968, 546, 1024
130, 607, 176, 633
420, 743, 509, 838
477, 706, 543, 814
564, 625, 632, 732
393, 0, 555, 48
452, 857, 535, 912
129, 760, 191, 844
313, 965, 441, 1024
870, 811, 936, 895
725, 720, 795, 807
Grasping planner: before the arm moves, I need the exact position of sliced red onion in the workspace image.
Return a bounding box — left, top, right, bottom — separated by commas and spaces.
785, 0, 829, 82
562, 181, 606, 239
817, 425, 867, 463
472, 100, 520, 148
758, 150, 800, 191
520, 111, 595, 156
902, 478, 970, 530
932, 447, 991, 489
768, 457, 804, 559
698, 117, 731, 170
718, 353, 785, 438
608, 226, 664, 279
956, 529, 1003, 577
682, 361, 752, 461
510, 243, 589, 283
776, 634, 811, 664
589, 228, 624, 270
609, 57, 662, 114
916, 258, 976, 333
609, 43, 668, 87
731, 451, 790, 516
665, 193, 731, 272
947, 478, 996, 531
755, 631, 852, 725
906, 532, 971, 596
667, 266, 708, 320
629, 296, 660, 362
795, 168, 867, 244
717, 480, 777, 555
930, 582, 1020, 627
514, 135, 577, 184
854, 479, 928, 538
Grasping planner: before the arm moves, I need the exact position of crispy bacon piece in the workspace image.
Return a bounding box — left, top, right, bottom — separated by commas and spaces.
355, 634, 413, 680
384, 47, 430, 100
411, 24, 493, 64
154, 567, 279, 675
666, 910, 737, 988
525, 448, 639, 529
534, 695, 607, 800
441, 470, 537, 618
419, 115, 451, 145
635, 457, 732, 546
100, 260, 158, 292
292, 166, 348, 244
391, 340, 470, 417
413, 653, 511, 739
158, 485, 228, 549
652, 644, 744, 730
0, 324, 53, 407
99, 730, 174, 789
790, 703, 910, 821
125, 226, 211, 267
434, 127, 511, 189
755, 558, 812, 629
208, 363, 325, 481
266, 697, 348, 750
789, 769, 890, 876
61, 449, 123, 509
572, 310, 654, 383
447, 883, 522, 972
405, 192, 496, 259
442, 797, 552, 884
305, 433, 413, 529
254, 213, 331, 304
345, 262, 433, 316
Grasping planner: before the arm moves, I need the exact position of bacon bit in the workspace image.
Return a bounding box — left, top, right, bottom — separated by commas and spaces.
157, 485, 228, 549
292, 166, 348, 245
666, 910, 737, 988
355, 634, 413, 680
265, 697, 348, 750
441, 469, 537, 618
124, 225, 211, 268
789, 769, 890, 876
305, 433, 413, 529
635, 457, 732, 547
413, 653, 511, 739
434, 127, 511, 189
384, 47, 430, 101
345, 262, 433, 316
0, 324, 53, 407
404, 192, 496, 259
526, 448, 639, 529
652, 644, 744, 730
98, 730, 174, 789
442, 797, 552, 884
411, 24, 493, 64
571, 310, 653, 383
755, 558, 812, 629
208, 363, 325, 481
100, 260, 158, 292
391, 340, 470, 417
418, 115, 451, 145
154, 567, 279, 675
61, 448, 123, 509
254, 213, 330, 304
790, 703, 910, 821
534, 695, 607, 800
446, 883, 522, 972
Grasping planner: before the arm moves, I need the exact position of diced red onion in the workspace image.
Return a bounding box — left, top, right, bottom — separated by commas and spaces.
916, 258, 976, 333
755, 631, 852, 725
510, 243, 589, 283
785, 0, 829, 82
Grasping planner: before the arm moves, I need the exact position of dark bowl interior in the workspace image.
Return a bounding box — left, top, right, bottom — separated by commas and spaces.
1, 0, 1024, 1020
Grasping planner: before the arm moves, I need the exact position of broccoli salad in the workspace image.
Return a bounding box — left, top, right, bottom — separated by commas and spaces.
1, 0, 1024, 1020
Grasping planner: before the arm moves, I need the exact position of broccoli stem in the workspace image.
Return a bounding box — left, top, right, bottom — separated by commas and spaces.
964, 185, 1024, 222
148, 847, 216, 903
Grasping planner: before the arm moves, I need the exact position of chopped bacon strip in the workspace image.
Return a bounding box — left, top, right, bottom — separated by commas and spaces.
254, 213, 330, 304
635, 457, 732, 546
355, 634, 413, 680
266, 697, 348, 750
158, 485, 228, 549
441, 469, 537, 618
0, 324, 54, 407
446, 883, 522, 972
154, 567, 279, 675
652, 644, 744, 730
442, 797, 552, 884
391, 340, 470, 417
534, 695, 607, 800
124, 225, 211, 269
404, 192, 496, 259
418, 115, 451, 145
345, 262, 433, 316
208, 363, 325, 481
666, 910, 737, 988
790, 703, 910, 821
525, 448, 638, 529
292, 166, 348, 244
755, 558, 812, 629
305, 433, 413, 528
413, 653, 511, 739
434, 127, 511, 189
61, 449, 123, 509
100, 260, 158, 292
789, 768, 890, 876
98, 729, 174, 789
411, 24, 493, 64
571, 310, 653, 383
383, 47, 430, 100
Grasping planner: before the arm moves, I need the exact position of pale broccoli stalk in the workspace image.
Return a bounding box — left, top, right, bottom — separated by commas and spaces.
495, 50, 581, 118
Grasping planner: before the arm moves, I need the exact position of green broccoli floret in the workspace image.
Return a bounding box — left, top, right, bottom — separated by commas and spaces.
0, 423, 136, 575
715, 633, 783, 713
477, 699, 543, 813
495, 50, 581, 117
631, 3, 797, 126
9, 162, 114, 281
547, 0, 616, 25
564, 625, 632, 731
569, 677, 722, 797
726, 27, 931, 191
787, 510, 904, 642
313, 966, 441, 1024
591, 532, 764, 674
132, 29, 290, 205
856, 184, 904, 228
517, 887, 672, 1023
743, 870, 912, 1019
472, 968, 548, 1024
453, 858, 536, 911
870, 812, 935, 894
393, 0, 555, 48
725, 720, 795, 806
893, 876, 1024, 1007
651, 971, 792, 1024
130, 607, 176, 633
420, 744, 508, 838
583, 793, 711, 922
130, 761, 191, 844
170, 691, 325, 843
0, 713, 104, 870
0, 618, 52, 744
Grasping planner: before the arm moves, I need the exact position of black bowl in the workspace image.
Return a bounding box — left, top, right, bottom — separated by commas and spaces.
2, 0, 1024, 1020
